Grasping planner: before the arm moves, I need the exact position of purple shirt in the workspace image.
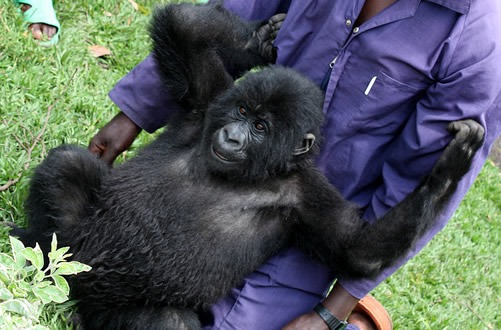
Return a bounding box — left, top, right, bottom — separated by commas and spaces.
109, 0, 501, 298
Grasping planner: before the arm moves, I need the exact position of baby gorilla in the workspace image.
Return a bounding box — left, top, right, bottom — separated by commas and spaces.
12, 3, 485, 329
13, 67, 484, 329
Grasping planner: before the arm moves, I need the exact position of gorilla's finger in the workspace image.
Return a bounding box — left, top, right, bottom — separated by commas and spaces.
269, 13, 286, 26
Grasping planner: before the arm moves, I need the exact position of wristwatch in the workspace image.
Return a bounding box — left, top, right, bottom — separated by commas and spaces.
313, 302, 348, 330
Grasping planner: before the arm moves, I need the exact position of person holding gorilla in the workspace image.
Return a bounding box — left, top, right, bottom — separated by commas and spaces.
88, 0, 501, 329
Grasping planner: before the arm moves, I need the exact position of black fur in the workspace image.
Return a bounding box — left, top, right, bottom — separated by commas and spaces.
11, 3, 485, 329
150, 2, 273, 112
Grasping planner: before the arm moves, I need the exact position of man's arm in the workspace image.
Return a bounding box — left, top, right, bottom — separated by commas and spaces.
88, 55, 180, 164
339, 0, 501, 299
283, 282, 358, 330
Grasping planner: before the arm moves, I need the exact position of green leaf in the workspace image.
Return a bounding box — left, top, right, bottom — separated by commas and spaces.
47, 285, 68, 303
34, 285, 68, 304
33, 270, 46, 283
9, 236, 27, 269
20, 245, 44, 270
53, 261, 91, 276
0, 287, 13, 300
24, 265, 36, 274
10, 281, 30, 298
52, 275, 70, 295
35, 281, 53, 288
0, 253, 15, 268
48, 246, 70, 264
50, 233, 58, 254
0, 265, 11, 284
32, 287, 52, 305
0, 298, 35, 317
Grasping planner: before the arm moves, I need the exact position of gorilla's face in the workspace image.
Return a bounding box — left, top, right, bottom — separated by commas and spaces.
201, 68, 324, 182
210, 105, 268, 164
205, 102, 275, 182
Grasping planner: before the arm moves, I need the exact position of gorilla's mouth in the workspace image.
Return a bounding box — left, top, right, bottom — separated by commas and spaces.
212, 147, 228, 161
211, 146, 231, 162
211, 146, 242, 164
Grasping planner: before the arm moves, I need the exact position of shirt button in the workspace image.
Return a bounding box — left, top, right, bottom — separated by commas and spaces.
345, 19, 352, 26
353, 27, 360, 33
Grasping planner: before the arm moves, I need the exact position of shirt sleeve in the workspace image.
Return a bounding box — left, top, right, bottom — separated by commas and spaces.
108, 0, 291, 132
338, 4, 501, 298
108, 54, 180, 133
222, 0, 291, 20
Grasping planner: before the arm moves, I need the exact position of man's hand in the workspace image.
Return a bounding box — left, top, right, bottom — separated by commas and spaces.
88, 112, 142, 165
284, 282, 361, 330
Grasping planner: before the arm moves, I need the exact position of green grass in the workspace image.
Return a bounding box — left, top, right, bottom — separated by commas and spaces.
0, 0, 500, 328
373, 161, 501, 329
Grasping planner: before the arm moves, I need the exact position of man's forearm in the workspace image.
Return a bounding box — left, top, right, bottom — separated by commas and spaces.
322, 281, 360, 321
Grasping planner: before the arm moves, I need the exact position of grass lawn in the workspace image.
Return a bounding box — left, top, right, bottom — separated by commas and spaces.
1, 0, 500, 328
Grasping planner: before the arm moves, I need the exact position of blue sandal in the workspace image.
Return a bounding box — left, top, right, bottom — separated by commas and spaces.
13, 0, 60, 46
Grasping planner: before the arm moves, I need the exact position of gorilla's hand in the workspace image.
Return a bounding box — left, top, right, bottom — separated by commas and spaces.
429, 119, 485, 184
88, 112, 142, 165
246, 13, 286, 63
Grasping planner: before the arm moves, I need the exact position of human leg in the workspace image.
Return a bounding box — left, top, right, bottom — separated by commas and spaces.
202, 269, 328, 329
202, 248, 391, 330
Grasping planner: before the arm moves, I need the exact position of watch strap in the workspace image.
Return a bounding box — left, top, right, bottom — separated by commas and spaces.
313, 302, 348, 330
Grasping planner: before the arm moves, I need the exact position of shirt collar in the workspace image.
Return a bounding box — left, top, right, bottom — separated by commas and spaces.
424, 0, 471, 14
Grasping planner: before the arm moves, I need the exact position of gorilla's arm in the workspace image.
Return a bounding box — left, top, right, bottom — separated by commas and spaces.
296, 120, 484, 278
150, 3, 283, 111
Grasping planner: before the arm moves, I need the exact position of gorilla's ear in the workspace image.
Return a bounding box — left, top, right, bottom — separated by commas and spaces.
293, 133, 316, 156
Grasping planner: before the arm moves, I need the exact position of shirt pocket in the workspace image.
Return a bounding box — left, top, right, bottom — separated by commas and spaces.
348, 71, 426, 134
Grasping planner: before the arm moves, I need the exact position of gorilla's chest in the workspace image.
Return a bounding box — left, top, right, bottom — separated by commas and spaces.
109, 151, 302, 257
167, 175, 300, 234
139, 157, 302, 248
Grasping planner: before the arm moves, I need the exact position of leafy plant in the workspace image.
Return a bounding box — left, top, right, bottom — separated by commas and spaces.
0, 234, 91, 329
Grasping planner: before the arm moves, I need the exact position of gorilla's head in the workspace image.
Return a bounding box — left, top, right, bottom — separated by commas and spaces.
201, 67, 324, 182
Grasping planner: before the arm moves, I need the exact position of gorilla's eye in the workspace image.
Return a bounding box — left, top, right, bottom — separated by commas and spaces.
254, 121, 266, 132
238, 106, 247, 116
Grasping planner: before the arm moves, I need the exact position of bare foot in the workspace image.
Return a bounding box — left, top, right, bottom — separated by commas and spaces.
20, 4, 58, 41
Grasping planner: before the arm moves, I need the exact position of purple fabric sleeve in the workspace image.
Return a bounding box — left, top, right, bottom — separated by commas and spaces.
108, 55, 181, 133
338, 2, 501, 295
222, 0, 290, 21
